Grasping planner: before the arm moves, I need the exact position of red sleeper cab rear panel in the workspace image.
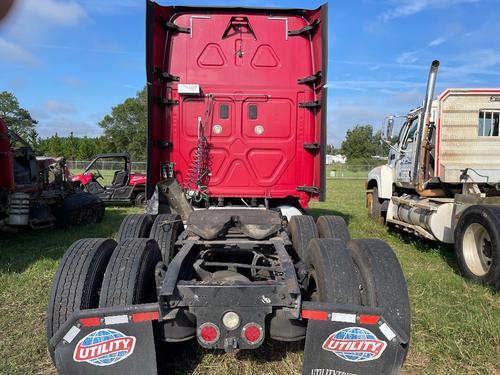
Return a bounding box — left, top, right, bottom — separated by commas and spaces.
146, 2, 327, 208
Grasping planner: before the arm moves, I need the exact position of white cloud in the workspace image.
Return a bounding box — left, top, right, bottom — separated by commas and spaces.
43, 100, 77, 114
37, 117, 101, 138
379, 0, 479, 22
441, 49, 500, 78
396, 51, 420, 64
25, 0, 86, 26
29, 108, 50, 120
5, 0, 87, 42
0, 36, 38, 65
428, 37, 447, 47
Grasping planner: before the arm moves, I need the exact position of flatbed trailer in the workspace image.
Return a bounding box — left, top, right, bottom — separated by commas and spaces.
47, 2, 411, 374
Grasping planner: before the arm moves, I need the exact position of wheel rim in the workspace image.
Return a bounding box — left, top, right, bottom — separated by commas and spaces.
463, 223, 492, 276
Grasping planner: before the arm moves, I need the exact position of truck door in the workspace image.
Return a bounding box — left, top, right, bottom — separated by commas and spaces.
395, 115, 420, 184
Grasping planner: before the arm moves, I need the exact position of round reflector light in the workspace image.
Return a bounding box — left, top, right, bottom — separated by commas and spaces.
222, 311, 240, 330
198, 323, 220, 344
242, 323, 263, 345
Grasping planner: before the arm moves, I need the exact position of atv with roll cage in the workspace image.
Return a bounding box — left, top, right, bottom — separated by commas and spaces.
71, 152, 147, 207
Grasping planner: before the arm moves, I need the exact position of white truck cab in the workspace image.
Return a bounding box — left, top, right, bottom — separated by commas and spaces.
367, 61, 500, 290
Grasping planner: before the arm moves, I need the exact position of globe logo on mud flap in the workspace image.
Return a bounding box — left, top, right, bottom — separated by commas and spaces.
322, 327, 387, 362
73, 329, 136, 366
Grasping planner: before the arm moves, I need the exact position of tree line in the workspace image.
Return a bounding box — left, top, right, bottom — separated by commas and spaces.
1, 88, 390, 163
0, 88, 148, 161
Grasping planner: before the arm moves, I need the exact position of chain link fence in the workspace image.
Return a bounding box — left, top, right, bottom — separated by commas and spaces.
66, 161, 377, 180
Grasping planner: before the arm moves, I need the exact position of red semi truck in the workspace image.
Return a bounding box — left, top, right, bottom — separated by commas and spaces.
47, 3, 410, 374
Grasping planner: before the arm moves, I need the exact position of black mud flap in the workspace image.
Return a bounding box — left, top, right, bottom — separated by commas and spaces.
50, 304, 159, 375
301, 302, 409, 375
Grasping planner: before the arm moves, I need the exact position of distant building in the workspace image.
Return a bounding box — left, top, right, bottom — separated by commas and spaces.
326, 154, 346, 164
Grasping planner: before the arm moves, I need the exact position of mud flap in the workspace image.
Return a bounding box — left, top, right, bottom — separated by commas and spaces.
301, 302, 409, 375
50, 304, 159, 375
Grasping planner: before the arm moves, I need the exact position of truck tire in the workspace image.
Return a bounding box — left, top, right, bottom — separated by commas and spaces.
454, 205, 500, 290
46, 238, 117, 359
116, 213, 154, 243
368, 186, 385, 224
99, 238, 162, 307
316, 215, 351, 243
288, 215, 318, 259
305, 238, 361, 304
135, 192, 146, 207
347, 239, 411, 338
150, 214, 183, 263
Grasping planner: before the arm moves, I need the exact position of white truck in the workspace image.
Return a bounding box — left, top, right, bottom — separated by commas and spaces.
367, 60, 500, 290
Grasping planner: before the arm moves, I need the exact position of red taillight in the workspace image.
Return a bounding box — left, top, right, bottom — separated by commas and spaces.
242, 323, 263, 345
198, 322, 220, 344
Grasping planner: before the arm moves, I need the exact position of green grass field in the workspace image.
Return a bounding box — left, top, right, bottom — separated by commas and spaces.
0, 180, 498, 374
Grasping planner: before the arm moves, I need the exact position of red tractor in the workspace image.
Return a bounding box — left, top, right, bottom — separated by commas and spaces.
47, 3, 410, 374
0, 119, 104, 231
71, 153, 147, 207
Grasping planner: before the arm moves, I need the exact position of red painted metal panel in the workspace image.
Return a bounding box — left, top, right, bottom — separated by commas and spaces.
0, 119, 14, 191
146, 3, 327, 208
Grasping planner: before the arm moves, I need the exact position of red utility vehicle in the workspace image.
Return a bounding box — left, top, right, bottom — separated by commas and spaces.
71, 153, 147, 206
48, 3, 410, 375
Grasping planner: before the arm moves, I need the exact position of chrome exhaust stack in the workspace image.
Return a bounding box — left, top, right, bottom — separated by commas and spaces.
415, 60, 440, 193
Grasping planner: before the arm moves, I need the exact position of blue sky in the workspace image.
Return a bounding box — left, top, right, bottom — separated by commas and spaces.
0, 0, 499, 146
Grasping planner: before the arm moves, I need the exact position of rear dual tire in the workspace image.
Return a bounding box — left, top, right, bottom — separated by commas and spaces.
149, 214, 183, 263
289, 215, 351, 261
99, 238, 162, 307
316, 215, 351, 243
117, 213, 183, 264
347, 239, 411, 338
288, 215, 318, 259
46, 238, 117, 360
116, 214, 154, 242
305, 239, 360, 304
305, 238, 411, 340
